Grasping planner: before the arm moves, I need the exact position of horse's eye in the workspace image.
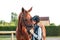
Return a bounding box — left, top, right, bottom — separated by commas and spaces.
24, 19, 27, 21
30, 18, 32, 20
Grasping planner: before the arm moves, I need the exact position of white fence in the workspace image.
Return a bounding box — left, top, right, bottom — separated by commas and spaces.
0, 31, 16, 40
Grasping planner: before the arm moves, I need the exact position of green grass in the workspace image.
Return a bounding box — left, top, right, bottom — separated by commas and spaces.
0, 38, 11, 40
0, 35, 16, 40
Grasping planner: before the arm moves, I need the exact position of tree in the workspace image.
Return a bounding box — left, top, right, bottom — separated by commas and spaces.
58, 25, 60, 26
11, 12, 17, 22
0, 20, 7, 26
11, 12, 18, 26
50, 23, 56, 26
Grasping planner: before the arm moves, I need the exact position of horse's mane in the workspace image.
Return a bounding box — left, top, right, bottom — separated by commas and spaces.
18, 12, 22, 32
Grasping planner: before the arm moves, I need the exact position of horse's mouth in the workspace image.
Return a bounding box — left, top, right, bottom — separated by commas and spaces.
26, 24, 34, 34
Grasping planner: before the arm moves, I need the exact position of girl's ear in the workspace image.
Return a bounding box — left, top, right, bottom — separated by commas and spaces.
28, 7, 32, 12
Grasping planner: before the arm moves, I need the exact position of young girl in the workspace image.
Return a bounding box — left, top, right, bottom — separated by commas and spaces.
30, 15, 46, 40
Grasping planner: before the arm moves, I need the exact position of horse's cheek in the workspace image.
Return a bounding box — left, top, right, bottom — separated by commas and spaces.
22, 27, 27, 32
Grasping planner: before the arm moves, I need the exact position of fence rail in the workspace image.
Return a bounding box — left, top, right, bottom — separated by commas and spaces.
0, 31, 16, 40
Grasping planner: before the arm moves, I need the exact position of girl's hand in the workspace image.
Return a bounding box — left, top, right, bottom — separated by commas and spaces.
30, 28, 34, 34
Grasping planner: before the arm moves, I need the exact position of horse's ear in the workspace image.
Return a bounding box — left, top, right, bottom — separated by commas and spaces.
22, 7, 24, 12
28, 7, 32, 12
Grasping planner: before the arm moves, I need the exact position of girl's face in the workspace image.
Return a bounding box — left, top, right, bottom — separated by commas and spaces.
32, 20, 36, 24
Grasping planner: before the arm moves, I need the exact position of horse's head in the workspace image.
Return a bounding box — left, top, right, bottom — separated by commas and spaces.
18, 7, 33, 31
19, 7, 33, 34
21, 7, 33, 27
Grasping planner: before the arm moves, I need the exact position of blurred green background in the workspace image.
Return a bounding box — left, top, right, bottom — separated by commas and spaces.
0, 12, 60, 40
0, 12, 60, 36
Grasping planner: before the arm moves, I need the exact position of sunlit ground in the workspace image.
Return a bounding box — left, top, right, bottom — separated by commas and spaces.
0, 35, 60, 40
47, 36, 60, 40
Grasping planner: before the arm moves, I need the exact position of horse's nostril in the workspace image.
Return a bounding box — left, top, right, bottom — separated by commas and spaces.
28, 24, 32, 27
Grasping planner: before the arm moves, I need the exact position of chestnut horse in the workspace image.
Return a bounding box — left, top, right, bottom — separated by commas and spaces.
16, 7, 33, 40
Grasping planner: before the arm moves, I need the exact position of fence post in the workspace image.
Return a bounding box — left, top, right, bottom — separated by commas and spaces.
11, 32, 14, 40
0, 31, 16, 40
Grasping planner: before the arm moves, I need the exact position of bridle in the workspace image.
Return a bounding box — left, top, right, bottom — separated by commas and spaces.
21, 12, 34, 34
